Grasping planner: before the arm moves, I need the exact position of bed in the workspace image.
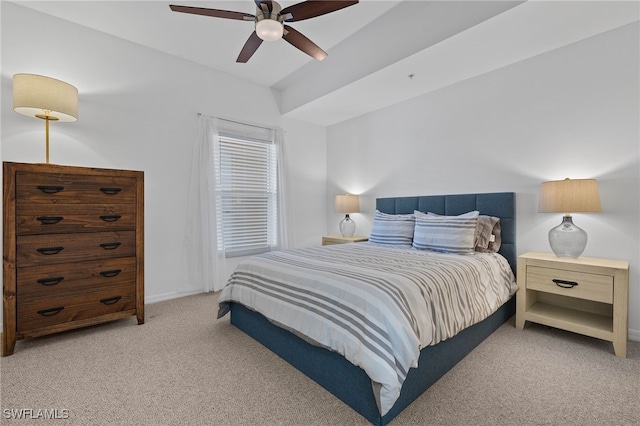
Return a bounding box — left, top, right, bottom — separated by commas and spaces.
218, 192, 516, 425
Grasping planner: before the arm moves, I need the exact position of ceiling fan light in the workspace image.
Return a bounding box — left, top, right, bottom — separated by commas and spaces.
256, 19, 283, 41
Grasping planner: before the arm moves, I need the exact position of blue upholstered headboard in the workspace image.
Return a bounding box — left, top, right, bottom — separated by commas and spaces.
376, 192, 516, 274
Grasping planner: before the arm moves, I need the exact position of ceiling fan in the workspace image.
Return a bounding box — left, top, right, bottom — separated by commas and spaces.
169, 1, 358, 63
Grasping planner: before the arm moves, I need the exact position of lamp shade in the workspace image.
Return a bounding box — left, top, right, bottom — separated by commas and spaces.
335, 194, 360, 214
13, 74, 78, 122
539, 178, 601, 214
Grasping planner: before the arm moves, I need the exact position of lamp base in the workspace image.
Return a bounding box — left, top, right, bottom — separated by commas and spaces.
548, 215, 587, 258
339, 214, 356, 238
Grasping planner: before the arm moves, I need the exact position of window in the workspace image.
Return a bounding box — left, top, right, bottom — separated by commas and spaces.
217, 132, 279, 257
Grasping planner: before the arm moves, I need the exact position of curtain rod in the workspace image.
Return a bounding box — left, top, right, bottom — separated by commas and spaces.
197, 113, 274, 132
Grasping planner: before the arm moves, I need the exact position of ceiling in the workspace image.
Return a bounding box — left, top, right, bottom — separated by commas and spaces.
12, 0, 640, 126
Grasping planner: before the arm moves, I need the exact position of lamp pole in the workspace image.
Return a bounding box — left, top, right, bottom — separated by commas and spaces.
36, 110, 58, 164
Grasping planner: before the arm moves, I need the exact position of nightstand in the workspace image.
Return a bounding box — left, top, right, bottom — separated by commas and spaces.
515, 252, 629, 357
322, 235, 368, 246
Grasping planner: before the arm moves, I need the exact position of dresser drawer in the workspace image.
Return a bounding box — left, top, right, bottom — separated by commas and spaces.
17, 257, 136, 301
16, 203, 136, 235
16, 172, 136, 205
526, 266, 613, 303
16, 231, 136, 267
17, 284, 136, 332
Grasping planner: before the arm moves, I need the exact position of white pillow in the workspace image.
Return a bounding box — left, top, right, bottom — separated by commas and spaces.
369, 210, 415, 247
412, 210, 479, 254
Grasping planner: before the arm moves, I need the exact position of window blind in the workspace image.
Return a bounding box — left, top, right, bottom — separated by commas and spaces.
218, 134, 278, 257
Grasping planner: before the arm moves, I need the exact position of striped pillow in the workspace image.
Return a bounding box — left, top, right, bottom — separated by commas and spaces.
415, 210, 500, 252
369, 210, 415, 247
412, 210, 479, 254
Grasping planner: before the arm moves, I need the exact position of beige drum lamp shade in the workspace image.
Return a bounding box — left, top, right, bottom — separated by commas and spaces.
13, 74, 78, 122
13, 74, 78, 163
539, 178, 601, 215
334, 194, 360, 214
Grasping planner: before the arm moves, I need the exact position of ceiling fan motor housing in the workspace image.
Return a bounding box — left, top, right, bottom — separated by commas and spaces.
255, 1, 285, 41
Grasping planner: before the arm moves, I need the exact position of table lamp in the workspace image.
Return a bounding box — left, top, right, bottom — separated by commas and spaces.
539, 178, 601, 257
334, 194, 360, 237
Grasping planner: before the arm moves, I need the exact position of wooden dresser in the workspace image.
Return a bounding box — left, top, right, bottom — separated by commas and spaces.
2, 162, 144, 356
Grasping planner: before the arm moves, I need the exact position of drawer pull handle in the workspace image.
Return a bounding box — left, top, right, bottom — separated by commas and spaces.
37, 306, 64, 317
99, 215, 122, 222
36, 216, 64, 225
36, 246, 64, 255
36, 185, 64, 194
100, 242, 121, 250
553, 279, 579, 289
37, 276, 65, 286
100, 296, 122, 305
100, 187, 122, 195
100, 269, 122, 278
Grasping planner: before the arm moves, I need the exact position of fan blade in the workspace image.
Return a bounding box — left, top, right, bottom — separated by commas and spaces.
282, 25, 327, 61
254, 0, 273, 12
237, 31, 263, 63
281, 1, 358, 22
169, 5, 254, 21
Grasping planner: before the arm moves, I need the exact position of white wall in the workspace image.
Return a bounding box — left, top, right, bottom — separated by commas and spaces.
326, 23, 640, 339
0, 3, 327, 311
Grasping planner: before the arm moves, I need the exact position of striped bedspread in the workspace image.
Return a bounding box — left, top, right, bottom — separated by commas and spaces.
218, 242, 517, 416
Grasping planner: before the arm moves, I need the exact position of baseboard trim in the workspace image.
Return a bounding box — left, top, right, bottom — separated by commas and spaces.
145, 290, 203, 305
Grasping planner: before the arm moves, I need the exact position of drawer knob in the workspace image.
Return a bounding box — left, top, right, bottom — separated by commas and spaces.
36, 246, 64, 255
100, 296, 122, 305
552, 279, 579, 289
36, 276, 65, 286
99, 242, 122, 250
37, 306, 64, 317
36, 185, 64, 194
99, 215, 122, 222
99, 187, 122, 195
36, 216, 64, 225
100, 269, 122, 278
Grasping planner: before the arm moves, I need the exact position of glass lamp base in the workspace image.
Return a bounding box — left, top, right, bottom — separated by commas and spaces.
339, 214, 356, 237
548, 215, 588, 258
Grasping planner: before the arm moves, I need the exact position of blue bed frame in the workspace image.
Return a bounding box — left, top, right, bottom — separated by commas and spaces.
229, 192, 516, 425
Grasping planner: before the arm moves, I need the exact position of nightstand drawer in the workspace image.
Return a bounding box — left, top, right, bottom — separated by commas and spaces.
322, 235, 368, 245
527, 266, 613, 304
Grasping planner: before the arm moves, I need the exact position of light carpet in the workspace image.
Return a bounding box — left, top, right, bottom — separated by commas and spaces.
1, 292, 638, 425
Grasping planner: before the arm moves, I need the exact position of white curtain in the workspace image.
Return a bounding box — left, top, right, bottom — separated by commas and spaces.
180, 115, 226, 293
180, 115, 288, 294
274, 127, 290, 251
